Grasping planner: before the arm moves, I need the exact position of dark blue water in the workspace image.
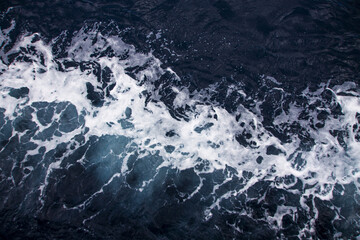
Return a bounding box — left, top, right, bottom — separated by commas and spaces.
0, 1, 360, 239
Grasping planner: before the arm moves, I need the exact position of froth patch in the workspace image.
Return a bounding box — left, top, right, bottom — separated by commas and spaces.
0, 22, 359, 206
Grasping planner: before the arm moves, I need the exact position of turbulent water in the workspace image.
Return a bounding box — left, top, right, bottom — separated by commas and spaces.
0, 1, 360, 239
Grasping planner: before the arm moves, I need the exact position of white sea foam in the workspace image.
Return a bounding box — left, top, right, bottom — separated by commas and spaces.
0, 23, 359, 208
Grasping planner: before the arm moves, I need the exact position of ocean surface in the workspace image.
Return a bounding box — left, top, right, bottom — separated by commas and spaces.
0, 1, 360, 239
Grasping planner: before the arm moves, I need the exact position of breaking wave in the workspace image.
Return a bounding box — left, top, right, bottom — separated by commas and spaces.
1, 16, 359, 239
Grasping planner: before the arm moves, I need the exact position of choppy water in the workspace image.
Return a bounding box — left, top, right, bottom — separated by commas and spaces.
0, 1, 360, 239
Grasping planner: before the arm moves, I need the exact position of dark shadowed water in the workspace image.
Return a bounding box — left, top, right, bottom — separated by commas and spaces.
0, 1, 360, 239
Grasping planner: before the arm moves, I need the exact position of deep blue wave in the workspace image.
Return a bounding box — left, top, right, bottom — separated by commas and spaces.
0, 1, 360, 239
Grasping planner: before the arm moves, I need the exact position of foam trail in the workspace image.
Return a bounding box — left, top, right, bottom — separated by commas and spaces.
1, 23, 360, 194
0, 20, 360, 239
